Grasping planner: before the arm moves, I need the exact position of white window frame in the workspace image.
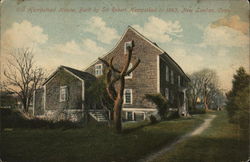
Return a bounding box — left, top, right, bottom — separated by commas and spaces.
165, 88, 169, 100
126, 111, 133, 121
178, 75, 181, 87
123, 89, 133, 104
171, 70, 174, 84
60, 86, 68, 102
95, 64, 103, 76
124, 41, 133, 54
166, 65, 169, 81
125, 63, 133, 79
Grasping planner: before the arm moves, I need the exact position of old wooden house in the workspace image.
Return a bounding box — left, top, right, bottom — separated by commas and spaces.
84, 26, 190, 121
32, 66, 106, 121
34, 26, 189, 122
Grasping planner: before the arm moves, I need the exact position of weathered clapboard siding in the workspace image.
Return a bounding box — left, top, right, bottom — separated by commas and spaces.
45, 69, 82, 110
84, 26, 190, 119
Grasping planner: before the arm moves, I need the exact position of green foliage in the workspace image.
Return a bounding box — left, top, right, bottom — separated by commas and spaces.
85, 75, 114, 110
230, 86, 250, 129
0, 108, 80, 130
145, 93, 169, 120
0, 92, 17, 108
226, 67, 250, 129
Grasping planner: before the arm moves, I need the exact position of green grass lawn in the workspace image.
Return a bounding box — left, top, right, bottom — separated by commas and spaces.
153, 111, 249, 162
0, 114, 206, 162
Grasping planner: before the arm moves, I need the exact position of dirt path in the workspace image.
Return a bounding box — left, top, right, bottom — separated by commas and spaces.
138, 114, 217, 162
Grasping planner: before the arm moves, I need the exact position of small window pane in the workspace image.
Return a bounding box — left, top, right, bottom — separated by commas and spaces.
127, 112, 133, 121
171, 70, 174, 84
124, 89, 132, 104
178, 75, 181, 87
165, 88, 169, 100
60, 86, 67, 102
166, 66, 169, 81
95, 64, 103, 76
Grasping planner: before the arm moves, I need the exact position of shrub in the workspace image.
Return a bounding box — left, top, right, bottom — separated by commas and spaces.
0, 109, 80, 130
145, 94, 169, 120
189, 108, 206, 115
149, 115, 157, 124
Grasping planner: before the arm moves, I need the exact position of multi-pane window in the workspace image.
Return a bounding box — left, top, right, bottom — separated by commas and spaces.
166, 65, 169, 81
95, 64, 103, 76
165, 88, 169, 100
127, 112, 133, 121
171, 70, 174, 84
124, 89, 132, 104
125, 63, 133, 79
178, 75, 181, 87
60, 86, 68, 102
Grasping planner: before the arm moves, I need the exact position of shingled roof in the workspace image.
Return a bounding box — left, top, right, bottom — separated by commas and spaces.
43, 65, 96, 85
61, 66, 96, 81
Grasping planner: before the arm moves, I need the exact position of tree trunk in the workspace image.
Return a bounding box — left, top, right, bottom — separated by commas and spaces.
113, 77, 125, 133
113, 96, 123, 133
204, 96, 208, 111
22, 99, 28, 113
204, 84, 209, 112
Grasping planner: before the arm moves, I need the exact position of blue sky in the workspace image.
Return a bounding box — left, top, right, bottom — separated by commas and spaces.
1, 0, 249, 90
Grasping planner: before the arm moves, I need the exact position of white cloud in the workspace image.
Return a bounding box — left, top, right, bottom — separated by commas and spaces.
36, 38, 106, 71
170, 48, 204, 73
2, 20, 48, 49
52, 39, 105, 56
53, 40, 83, 55
200, 25, 249, 47
84, 16, 119, 44
132, 16, 183, 43
82, 38, 106, 54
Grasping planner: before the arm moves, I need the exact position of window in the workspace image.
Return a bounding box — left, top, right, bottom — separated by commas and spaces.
166, 65, 169, 81
125, 63, 133, 79
170, 90, 174, 104
171, 70, 174, 84
178, 75, 181, 87
124, 41, 133, 54
127, 112, 133, 121
95, 64, 103, 76
60, 86, 68, 102
124, 89, 132, 104
165, 88, 169, 100
134, 113, 144, 121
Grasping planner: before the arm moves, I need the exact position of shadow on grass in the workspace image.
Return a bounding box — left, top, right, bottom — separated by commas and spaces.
122, 122, 152, 134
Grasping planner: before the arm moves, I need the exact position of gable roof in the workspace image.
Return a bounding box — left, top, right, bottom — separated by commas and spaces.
43, 65, 96, 85
84, 25, 189, 81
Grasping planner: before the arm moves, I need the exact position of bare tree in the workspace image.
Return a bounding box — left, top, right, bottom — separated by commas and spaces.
99, 41, 140, 133
187, 74, 203, 109
3, 48, 45, 113
188, 69, 220, 111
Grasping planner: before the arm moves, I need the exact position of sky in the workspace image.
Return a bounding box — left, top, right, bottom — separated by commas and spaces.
1, 0, 249, 91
